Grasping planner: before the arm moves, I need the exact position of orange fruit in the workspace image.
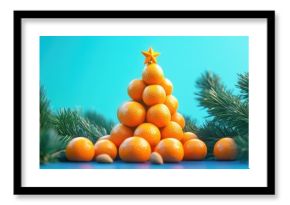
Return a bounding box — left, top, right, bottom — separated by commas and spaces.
181, 132, 198, 144
142, 85, 166, 106
171, 112, 185, 128
119, 136, 151, 162
97, 135, 111, 141
164, 95, 178, 114
213, 137, 237, 160
183, 139, 207, 160
117, 101, 146, 127
146, 104, 171, 128
65, 137, 95, 161
134, 123, 161, 147
109, 123, 133, 147
94, 139, 117, 159
161, 121, 184, 141
128, 79, 146, 101
159, 78, 173, 95
142, 63, 164, 85
154, 138, 184, 162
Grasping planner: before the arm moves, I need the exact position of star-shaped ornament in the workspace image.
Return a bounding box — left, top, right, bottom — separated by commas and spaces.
142, 47, 160, 64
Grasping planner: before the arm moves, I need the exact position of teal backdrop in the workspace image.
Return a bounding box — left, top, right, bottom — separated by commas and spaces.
40, 36, 248, 125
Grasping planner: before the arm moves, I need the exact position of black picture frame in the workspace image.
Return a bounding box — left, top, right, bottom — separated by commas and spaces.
14, 10, 275, 195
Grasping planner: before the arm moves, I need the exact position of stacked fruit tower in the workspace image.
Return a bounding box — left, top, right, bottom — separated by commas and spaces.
66, 48, 209, 164
96, 47, 209, 164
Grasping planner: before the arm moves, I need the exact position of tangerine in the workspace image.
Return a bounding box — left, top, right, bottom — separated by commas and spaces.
213, 137, 238, 160
97, 135, 111, 141
171, 112, 185, 128
117, 101, 146, 127
142, 85, 166, 106
119, 136, 151, 162
154, 138, 184, 162
142, 63, 164, 85
134, 123, 161, 147
127, 79, 146, 101
65, 137, 95, 161
109, 123, 133, 147
164, 95, 178, 114
94, 139, 117, 160
161, 121, 184, 141
159, 78, 173, 95
181, 132, 198, 144
146, 104, 171, 128
183, 139, 207, 160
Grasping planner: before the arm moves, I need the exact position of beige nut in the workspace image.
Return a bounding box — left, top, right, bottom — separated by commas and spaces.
150, 152, 163, 164
95, 154, 113, 163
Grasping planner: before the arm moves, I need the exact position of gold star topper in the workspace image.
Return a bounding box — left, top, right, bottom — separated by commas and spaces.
142, 47, 160, 64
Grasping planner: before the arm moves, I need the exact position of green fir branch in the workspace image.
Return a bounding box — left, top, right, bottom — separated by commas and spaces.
53, 109, 107, 143
40, 129, 67, 164
196, 71, 225, 91
196, 71, 248, 136
40, 86, 54, 129
236, 72, 249, 101
84, 110, 115, 134
183, 116, 199, 133
234, 134, 249, 161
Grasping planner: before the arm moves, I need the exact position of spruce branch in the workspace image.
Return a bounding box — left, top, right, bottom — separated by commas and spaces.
237, 72, 249, 101
53, 109, 107, 143
40, 88, 66, 163
84, 110, 115, 134
196, 71, 248, 136
40, 129, 67, 164
196, 71, 225, 91
40, 86, 54, 129
183, 116, 199, 133
234, 133, 249, 161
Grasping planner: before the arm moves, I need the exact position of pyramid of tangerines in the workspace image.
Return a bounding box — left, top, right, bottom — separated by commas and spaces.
66, 48, 208, 164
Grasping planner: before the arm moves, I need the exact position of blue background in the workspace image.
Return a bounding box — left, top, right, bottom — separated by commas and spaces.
40, 36, 248, 125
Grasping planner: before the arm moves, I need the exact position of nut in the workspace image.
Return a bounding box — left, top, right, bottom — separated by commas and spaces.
95, 154, 113, 163
150, 152, 163, 164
